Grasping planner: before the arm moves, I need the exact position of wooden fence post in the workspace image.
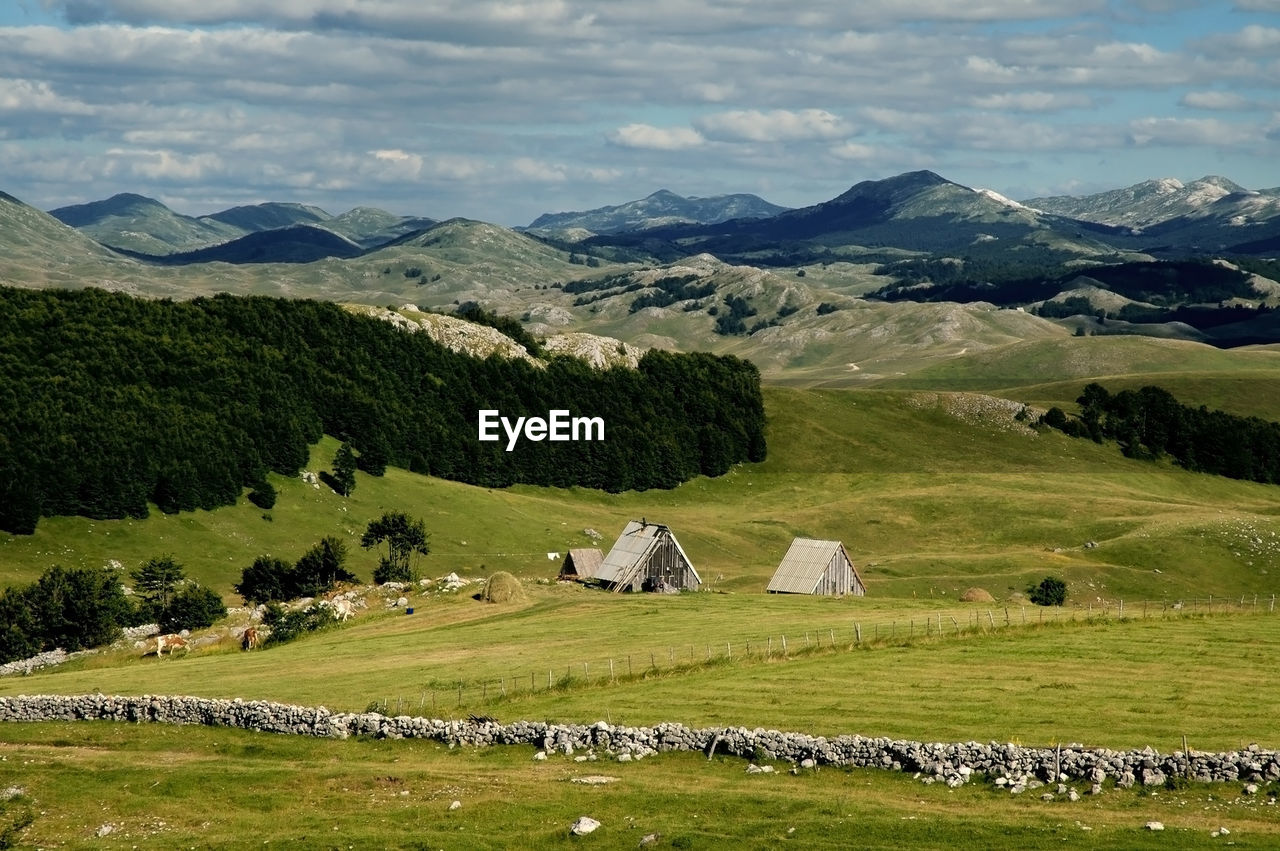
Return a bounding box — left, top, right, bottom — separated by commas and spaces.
855, 623, 862, 644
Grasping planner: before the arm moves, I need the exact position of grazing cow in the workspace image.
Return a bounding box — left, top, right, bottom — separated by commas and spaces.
241, 626, 265, 651
153, 633, 189, 656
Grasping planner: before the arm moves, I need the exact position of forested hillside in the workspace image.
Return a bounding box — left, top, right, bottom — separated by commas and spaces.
0, 288, 766, 534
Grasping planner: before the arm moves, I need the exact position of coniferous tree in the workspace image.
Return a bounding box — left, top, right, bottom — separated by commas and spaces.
332, 442, 357, 497
131, 555, 185, 617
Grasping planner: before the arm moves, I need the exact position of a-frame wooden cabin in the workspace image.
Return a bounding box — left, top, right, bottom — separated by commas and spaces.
558, 548, 604, 582
766, 538, 864, 596
594, 520, 700, 593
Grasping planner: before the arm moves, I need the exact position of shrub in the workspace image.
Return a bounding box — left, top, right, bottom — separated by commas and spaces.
236, 556, 292, 605
262, 601, 331, 647
247, 480, 277, 509
163, 584, 227, 632
1029, 576, 1067, 606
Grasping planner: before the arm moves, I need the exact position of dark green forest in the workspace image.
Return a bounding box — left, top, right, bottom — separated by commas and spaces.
1040, 383, 1280, 484
0, 287, 767, 534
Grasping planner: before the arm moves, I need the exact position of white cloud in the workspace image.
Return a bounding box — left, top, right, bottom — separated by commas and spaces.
510, 157, 567, 183
1180, 91, 1252, 110
1206, 24, 1280, 53
970, 91, 1092, 111
1127, 116, 1259, 146
104, 148, 224, 181
695, 109, 850, 142
607, 123, 705, 151
0, 0, 1273, 223
828, 142, 879, 161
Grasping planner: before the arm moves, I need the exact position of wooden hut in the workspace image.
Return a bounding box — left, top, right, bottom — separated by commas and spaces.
558, 548, 604, 582
767, 538, 864, 596
595, 520, 700, 593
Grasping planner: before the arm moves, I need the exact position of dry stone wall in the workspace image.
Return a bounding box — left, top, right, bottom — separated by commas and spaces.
2, 694, 1277, 791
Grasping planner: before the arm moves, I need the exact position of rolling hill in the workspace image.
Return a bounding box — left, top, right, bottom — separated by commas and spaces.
127, 224, 366, 264
48, 193, 243, 254
199, 201, 332, 232
526, 188, 788, 235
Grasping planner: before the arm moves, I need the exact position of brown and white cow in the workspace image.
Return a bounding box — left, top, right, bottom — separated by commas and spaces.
153, 633, 189, 656
241, 626, 265, 651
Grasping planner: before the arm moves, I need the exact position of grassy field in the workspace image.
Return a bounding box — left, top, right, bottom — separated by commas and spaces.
5, 349, 1280, 847
4, 383, 1280, 603
4, 587, 1278, 752
7, 721, 1279, 849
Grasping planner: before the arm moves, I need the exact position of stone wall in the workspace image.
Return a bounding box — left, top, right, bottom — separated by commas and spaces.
2, 694, 1276, 791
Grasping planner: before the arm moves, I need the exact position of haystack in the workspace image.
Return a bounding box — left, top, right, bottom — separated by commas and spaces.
481, 571, 524, 603
959, 587, 995, 603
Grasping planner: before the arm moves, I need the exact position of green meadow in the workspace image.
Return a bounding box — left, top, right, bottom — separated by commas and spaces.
4, 382, 1280, 602
6, 343, 1280, 847
8, 720, 1280, 850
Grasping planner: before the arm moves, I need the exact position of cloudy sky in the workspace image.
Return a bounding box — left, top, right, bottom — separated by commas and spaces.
1, 0, 1277, 225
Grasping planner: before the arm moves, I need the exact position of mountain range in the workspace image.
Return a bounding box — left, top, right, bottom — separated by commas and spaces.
6, 169, 1280, 378
49, 194, 437, 255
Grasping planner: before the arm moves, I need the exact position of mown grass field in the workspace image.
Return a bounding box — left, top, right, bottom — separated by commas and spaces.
5, 720, 1280, 850
4, 588, 1278, 752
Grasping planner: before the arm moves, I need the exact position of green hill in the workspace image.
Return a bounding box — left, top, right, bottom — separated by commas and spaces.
5, 383, 1280, 604
48, 193, 243, 254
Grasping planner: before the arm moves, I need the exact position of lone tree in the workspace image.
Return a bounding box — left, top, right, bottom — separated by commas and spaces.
132, 555, 185, 616
362, 511, 430, 584
332, 442, 357, 496
1029, 576, 1067, 607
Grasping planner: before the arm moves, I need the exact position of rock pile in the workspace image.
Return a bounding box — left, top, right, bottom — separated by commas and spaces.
2, 695, 1276, 790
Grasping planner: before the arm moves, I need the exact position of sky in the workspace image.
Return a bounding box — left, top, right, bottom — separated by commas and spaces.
0, 0, 1277, 226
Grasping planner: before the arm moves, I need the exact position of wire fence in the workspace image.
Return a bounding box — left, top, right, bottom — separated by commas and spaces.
365, 593, 1278, 717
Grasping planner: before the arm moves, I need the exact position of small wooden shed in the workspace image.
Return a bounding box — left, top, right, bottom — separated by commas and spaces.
595, 520, 700, 593
558, 548, 604, 582
767, 538, 864, 596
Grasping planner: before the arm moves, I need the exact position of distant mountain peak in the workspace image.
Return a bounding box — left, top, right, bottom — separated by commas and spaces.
1023, 173, 1270, 229
831, 170, 955, 204
527, 190, 788, 234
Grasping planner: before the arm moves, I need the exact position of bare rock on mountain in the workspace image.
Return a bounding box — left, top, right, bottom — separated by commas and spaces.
543, 333, 644, 368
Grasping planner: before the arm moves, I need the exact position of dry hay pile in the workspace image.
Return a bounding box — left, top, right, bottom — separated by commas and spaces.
481, 571, 524, 603
959, 587, 996, 603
